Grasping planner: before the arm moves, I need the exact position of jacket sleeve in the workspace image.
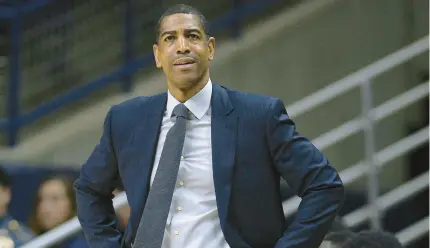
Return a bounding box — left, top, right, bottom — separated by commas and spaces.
74, 106, 122, 248
67, 233, 90, 248
265, 98, 345, 248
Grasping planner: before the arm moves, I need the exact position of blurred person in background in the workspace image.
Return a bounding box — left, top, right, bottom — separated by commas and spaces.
29, 175, 88, 248
342, 230, 403, 248
0, 167, 34, 248
328, 217, 349, 233
318, 217, 355, 248
319, 231, 355, 248
75, 3, 344, 248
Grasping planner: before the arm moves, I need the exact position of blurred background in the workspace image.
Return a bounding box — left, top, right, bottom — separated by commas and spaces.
0, 0, 428, 247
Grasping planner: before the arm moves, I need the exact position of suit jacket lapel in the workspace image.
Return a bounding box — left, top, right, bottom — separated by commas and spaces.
211, 84, 237, 231
135, 93, 166, 208
128, 94, 166, 239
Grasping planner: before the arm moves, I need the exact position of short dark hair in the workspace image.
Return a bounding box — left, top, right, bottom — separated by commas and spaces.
342, 230, 403, 248
155, 4, 209, 43
329, 217, 350, 233
323, 231, 356, 246
0, 167, 12, 188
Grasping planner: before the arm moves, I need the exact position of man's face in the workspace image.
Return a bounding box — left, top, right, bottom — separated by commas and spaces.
153, 13, 215, 90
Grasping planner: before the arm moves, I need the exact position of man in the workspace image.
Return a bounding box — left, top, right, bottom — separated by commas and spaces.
75, 4, 344, 248
0, 167, 34, 247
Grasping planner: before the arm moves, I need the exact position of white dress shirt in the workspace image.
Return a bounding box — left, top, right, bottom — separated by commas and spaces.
150, 79, 230, 248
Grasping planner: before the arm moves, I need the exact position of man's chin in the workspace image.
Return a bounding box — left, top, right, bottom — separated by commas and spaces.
172, 74, 203, 88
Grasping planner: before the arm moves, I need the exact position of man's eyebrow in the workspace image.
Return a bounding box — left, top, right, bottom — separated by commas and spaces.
184, 28, 202, 34
160, 30, 177, 37
159, 28, 204, 39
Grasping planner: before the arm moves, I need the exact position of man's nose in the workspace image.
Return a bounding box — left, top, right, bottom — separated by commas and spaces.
176, 36, 190, 54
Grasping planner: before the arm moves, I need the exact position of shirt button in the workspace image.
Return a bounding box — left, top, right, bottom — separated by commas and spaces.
180, 156, 184, 161
177, 207, 183, 211
179, 181, 184, 186
175, 231, 179, 235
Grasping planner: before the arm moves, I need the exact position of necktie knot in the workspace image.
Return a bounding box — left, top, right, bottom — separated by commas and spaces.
172, 103, 188, 119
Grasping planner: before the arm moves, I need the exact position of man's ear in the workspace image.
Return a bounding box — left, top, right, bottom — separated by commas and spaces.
207, 37, 215, 61
153, 44, 162, 68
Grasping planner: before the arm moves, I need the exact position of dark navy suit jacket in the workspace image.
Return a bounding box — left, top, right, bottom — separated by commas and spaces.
75, 84, 344, 248
53, 233, 88, 248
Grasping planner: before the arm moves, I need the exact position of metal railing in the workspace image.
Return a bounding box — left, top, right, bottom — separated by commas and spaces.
282, 126, 429, 217
343, 171, 429, 227
396, 216, 429, 245
282, 34, 429, 245
286, 36, 429, 118
21, 35, 429, 247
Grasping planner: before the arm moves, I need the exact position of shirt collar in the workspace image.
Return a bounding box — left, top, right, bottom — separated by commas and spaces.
166, 78, 212, 120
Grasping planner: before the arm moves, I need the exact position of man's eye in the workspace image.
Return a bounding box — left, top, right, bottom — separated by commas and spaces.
165, 36, 174, 41
189, 34, 199, 39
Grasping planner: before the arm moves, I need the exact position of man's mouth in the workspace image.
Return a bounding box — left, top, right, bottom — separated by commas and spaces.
173, 58, 196, 66
174, 62, 195, 66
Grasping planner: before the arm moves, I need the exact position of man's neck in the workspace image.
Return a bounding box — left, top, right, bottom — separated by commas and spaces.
168, 74, 209, 103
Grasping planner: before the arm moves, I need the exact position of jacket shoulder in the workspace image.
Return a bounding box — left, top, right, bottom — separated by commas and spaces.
112, 95, 152, 112
109, 92, 166, 117
221, 85, 279, 112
